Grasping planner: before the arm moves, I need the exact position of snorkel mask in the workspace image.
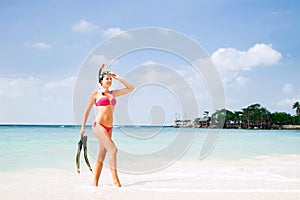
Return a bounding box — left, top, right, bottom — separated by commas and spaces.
98, 69, 113, 82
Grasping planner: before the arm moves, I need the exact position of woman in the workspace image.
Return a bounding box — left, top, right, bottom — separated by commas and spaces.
80, 64, 134, 187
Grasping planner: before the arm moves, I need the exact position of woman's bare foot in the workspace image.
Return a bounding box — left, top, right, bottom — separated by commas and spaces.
113, 181, 122, 187
92, 181, 98, 187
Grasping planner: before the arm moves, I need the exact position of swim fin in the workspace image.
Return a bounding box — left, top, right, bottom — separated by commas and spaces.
82, 135, 93, 172
76, 135, 93, 173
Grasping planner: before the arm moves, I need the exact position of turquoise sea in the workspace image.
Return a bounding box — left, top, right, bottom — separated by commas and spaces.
0, 125, 300, 172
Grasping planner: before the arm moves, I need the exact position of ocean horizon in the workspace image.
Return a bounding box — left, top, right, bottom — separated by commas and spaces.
0, 124, 174, 127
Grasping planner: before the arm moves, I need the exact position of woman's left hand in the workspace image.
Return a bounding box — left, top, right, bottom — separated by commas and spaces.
112, 73, 121, 80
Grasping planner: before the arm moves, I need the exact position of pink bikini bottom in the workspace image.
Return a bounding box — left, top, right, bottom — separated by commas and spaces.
93, 122, 113, 132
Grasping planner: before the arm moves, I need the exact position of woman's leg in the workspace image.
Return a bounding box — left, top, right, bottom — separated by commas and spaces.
92, 124, 121, 187
92, 143, 106, 186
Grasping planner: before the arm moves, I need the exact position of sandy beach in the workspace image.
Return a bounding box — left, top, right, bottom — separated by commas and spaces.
1, 155, 300, 200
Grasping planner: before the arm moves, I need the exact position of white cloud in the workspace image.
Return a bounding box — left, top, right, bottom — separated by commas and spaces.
0, 77, 42, 98
236, 76, 249, 86
282, 83, 293, 94
72, 20, 99, 33
89, 54, 109, 64
0, 76, 75, 101
72, 20, 129, 39
0, 76, 76, 124
43, 76, 76, 94
42, 76, 75, 104
211, 43, 282, 72
269, 10, 290, 17
27, 42, 52, 50
89, 54, 119, 66
158, 28, 170, 36
102, 27, 131, 38
141, 60, 157, 65
211, 43, 282, 85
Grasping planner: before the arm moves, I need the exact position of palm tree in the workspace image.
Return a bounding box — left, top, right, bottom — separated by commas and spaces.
293, 102, 300, 116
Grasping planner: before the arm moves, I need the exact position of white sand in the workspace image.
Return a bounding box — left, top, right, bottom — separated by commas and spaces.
1, 155, 300, 200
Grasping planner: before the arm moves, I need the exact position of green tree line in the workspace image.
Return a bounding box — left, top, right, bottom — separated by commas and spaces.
206, 102, 300, 129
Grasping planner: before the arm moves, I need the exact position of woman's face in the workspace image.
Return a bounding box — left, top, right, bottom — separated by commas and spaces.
101, 75, 112, 88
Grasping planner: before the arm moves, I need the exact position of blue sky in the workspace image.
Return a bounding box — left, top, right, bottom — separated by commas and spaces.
0, 0, 299, 124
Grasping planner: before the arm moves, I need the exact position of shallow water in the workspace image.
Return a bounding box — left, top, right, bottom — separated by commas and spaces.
0, 125, 299, 172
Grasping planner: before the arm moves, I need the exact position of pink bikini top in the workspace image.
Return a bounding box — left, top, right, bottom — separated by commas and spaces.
95, 97, 116, 106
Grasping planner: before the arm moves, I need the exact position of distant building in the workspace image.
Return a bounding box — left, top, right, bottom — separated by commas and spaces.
174, 119, 192, 128
195, 117, 210, 128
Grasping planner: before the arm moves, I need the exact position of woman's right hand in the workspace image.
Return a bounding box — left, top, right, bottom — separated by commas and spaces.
80, 129, 85, 137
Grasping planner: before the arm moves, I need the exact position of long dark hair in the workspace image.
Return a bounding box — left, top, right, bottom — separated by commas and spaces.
98, 68, 103, 83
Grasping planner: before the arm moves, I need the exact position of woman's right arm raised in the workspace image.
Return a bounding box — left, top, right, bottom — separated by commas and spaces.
80, 91, 97, 136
